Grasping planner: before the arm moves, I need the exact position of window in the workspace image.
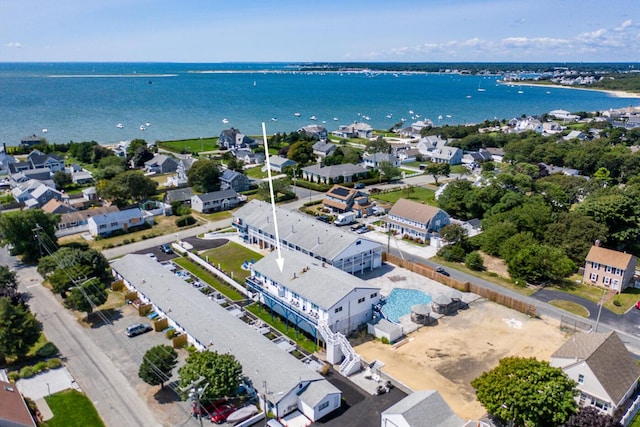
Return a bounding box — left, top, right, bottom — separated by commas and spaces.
605, 265, 612, 273
334, 307, 343, 313
589, 273, 598, 282
592, 262, 600, 270
358, 297, 365, 304
578, 374, 584, 384
370, 292, 378, 299
603, 277, 611, 286
319, 401, 329, 411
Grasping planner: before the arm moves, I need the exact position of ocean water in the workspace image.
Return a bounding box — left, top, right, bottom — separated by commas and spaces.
0, 62, 638, 146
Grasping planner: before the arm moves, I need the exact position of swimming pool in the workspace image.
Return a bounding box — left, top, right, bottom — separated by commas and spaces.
381, 288, 433, 323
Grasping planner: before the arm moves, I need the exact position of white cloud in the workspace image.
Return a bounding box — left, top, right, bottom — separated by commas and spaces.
615, 19, 632, 31
5, 42, 22, 48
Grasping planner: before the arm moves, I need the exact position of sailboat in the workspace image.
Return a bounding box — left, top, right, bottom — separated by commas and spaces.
222, 118, 229, 124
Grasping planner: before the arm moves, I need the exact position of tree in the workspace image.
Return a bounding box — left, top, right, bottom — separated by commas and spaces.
286, 141, 314, 166
479, 221, 518, 256
465, 251, 484, 271
564, 406, 621, 427
53, 171, 72, 190
507, 244, 576, 284
127, 139, 148, 157
130, 146, 154, 168
544, 212, 608, 264
139, 345, 178, 389
471, 357, 577, 427
424, 162, 450, 185
437, 179, 479, 220
0, 210, 59, 263
38, 247, 112, 296
0, 266, 19, 303
439, 224, 467, 246
94, 155, 127, 180
178, 350, 243, 402
64, 278, 108, 316
378, 161, 401, 182
97, 170, 157, 205
257, 177, 291, 202
0, 297, 42, 363
187, 159, 221, 193
366, 136, 391, 154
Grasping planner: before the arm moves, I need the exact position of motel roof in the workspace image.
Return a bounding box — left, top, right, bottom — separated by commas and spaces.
251, 250, 380, 311
110, 254, 340, 405
234, 200, 382, 262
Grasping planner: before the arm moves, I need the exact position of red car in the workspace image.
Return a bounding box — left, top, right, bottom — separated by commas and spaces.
210, 403, 237, 424
635, 301, 640, 310
192, 399, 228, 418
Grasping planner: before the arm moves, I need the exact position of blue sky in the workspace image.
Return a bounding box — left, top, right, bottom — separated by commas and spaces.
1, 0, 639, 62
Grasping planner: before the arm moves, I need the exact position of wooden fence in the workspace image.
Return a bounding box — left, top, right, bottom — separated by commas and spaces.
382, 253, 536, 317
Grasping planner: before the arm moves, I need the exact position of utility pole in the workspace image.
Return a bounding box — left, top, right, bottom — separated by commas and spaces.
180, 376, 208, 427
595, 287, 607, 333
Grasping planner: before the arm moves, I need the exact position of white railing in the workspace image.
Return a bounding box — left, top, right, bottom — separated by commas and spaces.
317, 320, 361, 377
621, 394, 640, 426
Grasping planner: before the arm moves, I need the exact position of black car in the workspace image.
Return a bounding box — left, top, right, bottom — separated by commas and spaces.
435, 266, 450, 277
316, 215, 330, 223
159, 243, 173, 254
354, 183, 365, 189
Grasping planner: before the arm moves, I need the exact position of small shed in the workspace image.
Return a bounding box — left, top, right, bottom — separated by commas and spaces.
368, 318, 403, 343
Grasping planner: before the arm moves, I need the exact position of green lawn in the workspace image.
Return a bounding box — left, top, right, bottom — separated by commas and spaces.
245, 303, 317, 354
548, 281, 640, 314
245, 165, 269, 179
200, 241, 263, 284
157, 137, 219, 154
43, 389, 104, 427
548, 300, 590, 317
372, 186, 436, 205
173, 257, 246, 301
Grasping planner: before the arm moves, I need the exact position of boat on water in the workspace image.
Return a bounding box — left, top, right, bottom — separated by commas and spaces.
466, 95, 472, 99
222, 118, 229, 124
333, 117, 338, 121
446, 114, 452, 118
145, 122, 151, 127
42, 128, 48, 133
517, 90, 524, 94
225, 405, 258, 424
310, 115, 317, 121
139, 125, 146, 131
386, 114, 392, 119
438, 115, 443, 120
271, 117, 277, 122
294, 112, 301, 117
116, 123, 124, 129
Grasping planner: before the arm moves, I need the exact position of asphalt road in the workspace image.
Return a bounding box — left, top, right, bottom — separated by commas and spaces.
13, 260, 162, 427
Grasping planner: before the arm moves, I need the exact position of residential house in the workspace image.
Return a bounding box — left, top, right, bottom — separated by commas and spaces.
87, 207, 152, 237
563, 130, 587, 141
7, 161, 32, 174
298, 124, 328, 140
551, 331, 640, 418
111, 254, 342, 423
485, 147, 504, 163
71, 169, 94, 185
381, 390, 464, 427
27, 184, 65, 208
417, 135, 448, 151
549, 109, 580, 121
20, 134, 45, 147
398, 120, 434, 138
583, 245, 637, 292
509, 117, 543, 134
332, 122, 373, 139
387, 199, 450, 242
27, 149, 65, 172
166, 157, 197, 187
233, 149, 264, 165
312, 141, 337, 160
267, 155, 296, 173
233, 200, 383, 274
220, 170, 252, 192
144, 154, 178, 174
164, 187, 195, 206
323, 185, 373, 217
423, 146, 463, 165
112, 140, 130, 158
56, 205, 119, 234
396, 148, 421, 164
41, 199, 77, 215
10, 169, 52, 186
82, 186, 98, 202
363, 152, 401, 169
248, 250, 381, 338
542, 122, 565, 135
191, 189, 240, 213
218, 128, 257, 150
0, 379, 37, 427
0, 150, 17, 175
461, 149, 493, 166
301, 163, 368, 185
11, 179, 52, 203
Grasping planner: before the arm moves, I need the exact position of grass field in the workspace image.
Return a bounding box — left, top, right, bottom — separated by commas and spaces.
372, 186, 436, 205
157, 137, 218, 154
173, 257, 246, 301
245, 165, 269, 179
245, 303, 317, 354
44, 389, 104, 427
200, 241, 263, 284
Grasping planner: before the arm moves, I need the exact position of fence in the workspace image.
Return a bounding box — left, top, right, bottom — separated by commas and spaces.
382, 253, 537, 317
559, 315, 593, 334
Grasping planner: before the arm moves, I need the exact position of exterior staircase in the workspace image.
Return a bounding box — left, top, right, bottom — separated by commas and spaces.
318, 320, 361, 377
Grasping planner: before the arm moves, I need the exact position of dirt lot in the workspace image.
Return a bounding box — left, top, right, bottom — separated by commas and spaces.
353, 299, 569, 420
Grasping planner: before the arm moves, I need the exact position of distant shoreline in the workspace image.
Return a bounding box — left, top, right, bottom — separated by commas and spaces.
498, 81, 640, 99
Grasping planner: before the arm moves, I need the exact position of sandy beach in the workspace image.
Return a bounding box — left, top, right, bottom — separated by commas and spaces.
500, 81, 640, 99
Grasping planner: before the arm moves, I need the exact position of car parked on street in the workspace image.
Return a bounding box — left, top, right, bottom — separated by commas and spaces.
192, 399, 229, 418
210, 403, 237, 424
159, 243, 173, 254
125, 323, 153, 337
435, 266, 450, 277
316, 215, 330, 223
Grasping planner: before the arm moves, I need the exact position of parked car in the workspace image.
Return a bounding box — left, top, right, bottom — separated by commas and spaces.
192, 399, 228, 418
210, 403, 237, 424
635, 300, 640, 310
125, 323, 152, 337
159, 243, 173, 254
146, 253, 158, 261
435, 266, 450, 277
354, 182, 365, 189
316, 215, 330, 223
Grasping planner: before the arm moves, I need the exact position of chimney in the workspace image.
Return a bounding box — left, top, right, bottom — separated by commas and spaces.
595, 239, 601, 247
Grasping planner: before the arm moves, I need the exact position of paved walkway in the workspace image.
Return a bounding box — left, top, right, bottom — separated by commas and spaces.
16, 366, 82, 421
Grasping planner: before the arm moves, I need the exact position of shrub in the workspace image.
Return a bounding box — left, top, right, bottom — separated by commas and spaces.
319, 364, 331, 376
438, 244, 467, 262
381, 336, 390, 344
8, 371, 19, 382
166, 329, 176, 339
176, 215, 196, 227
33, 361, 48, 373
19, 366, 35, 378
465, 251, 484, 271
46, 358, 62, 369
36, 342, 59, 358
